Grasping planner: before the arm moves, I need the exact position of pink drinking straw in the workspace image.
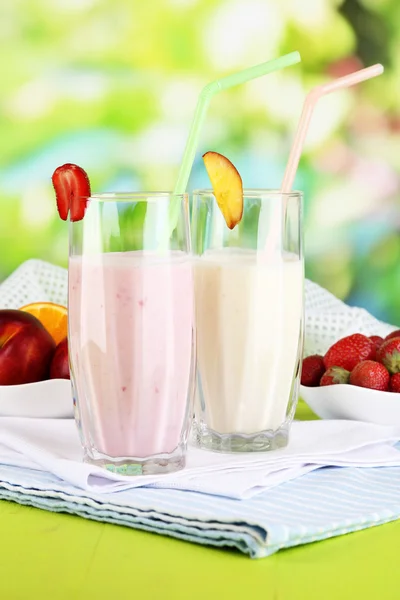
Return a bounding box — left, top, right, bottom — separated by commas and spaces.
281, 63, 384, 193
265, 64, 384, 257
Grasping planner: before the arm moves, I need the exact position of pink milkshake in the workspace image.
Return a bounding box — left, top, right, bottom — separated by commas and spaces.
68, 251, 194, 473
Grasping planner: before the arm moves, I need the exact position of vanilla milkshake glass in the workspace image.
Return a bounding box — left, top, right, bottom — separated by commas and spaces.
192, 190, 304, 452
69, 193, 195, 474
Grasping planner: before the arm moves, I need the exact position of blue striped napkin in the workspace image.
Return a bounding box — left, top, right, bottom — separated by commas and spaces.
0, 459, 399, 558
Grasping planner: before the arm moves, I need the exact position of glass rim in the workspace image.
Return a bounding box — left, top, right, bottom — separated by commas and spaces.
81, 192, 189, 202
193, 189, 303, 199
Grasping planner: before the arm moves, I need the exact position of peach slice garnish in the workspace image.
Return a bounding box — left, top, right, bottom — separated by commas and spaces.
202, 151, 243, 229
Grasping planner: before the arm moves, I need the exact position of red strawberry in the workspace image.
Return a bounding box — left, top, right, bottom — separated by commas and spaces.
320, 366, 350, 386
324, 334, 375, 372
349, 360, 390, 391
369, 335, 384, 349
376, 337, 400, 374
52, 163, 91, 222
389, 373, 400, 393
385, 330, 400, 342
301, 355, 325, 387
369, 336, 384, 360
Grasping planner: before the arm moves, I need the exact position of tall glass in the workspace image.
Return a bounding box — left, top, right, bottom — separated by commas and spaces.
69, 193, 195, 474
192, 190, 304, 452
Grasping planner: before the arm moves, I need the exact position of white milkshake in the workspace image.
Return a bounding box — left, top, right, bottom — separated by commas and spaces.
194, 248, 303, 440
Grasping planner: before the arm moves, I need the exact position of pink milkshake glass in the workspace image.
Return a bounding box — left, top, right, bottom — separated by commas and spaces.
68, 193, 195, 475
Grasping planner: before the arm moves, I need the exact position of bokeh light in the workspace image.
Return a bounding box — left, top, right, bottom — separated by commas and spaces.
0, 0, 399, 324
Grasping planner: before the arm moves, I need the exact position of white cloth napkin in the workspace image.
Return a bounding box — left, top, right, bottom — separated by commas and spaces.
0, 417, 399, 499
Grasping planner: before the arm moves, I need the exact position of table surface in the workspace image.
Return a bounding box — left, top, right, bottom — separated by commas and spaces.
1, 402, 398, 600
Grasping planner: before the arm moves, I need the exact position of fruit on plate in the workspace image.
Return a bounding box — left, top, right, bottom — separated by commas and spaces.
376, 337, 400, 374
323, 333, 375, 372
320, 366, 350, 386
349, 360, 390, 392
369, 335, 384, 356
301, 330, 400, 393
385, 330, 400, 341
0, 310, 56, 385
301, 355, 325, 387
202, 151, 243, 229
370, 335, 384, 346
389, 373, 400, 393
19, 302, 67, 345
49, 337, 69, 380
52, 163, 91, 222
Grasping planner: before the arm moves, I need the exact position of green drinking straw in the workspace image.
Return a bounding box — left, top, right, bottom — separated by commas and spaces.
164, 51, 301, 244
174, 51, 301, 194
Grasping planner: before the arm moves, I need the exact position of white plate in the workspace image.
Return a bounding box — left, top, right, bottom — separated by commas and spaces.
300, 384, 400, 427
0, 379, 73, 418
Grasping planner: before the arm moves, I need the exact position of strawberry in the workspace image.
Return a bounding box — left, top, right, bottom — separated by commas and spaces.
369, 336, 384, 360
320, 366, 350, 386
52, 163, 91, 222
369, 335, 384, 349
389, 373, 400, 393
323, 334, 375, 372
301, 355, 325, 387
349, 360, 390, 391
376, 337, 400, 374
385, 330, 400, 342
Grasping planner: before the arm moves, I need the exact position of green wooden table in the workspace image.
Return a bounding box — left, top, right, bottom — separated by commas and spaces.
0, 402, 398, 599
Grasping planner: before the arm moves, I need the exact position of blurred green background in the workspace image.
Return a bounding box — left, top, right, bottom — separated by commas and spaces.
0, 0, 399, 324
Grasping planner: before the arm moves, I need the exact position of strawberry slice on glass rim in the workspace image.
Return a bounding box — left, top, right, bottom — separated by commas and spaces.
52, 163, 91, 222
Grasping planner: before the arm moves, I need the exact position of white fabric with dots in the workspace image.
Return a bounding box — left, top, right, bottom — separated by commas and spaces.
0, 260, 395, 357
304, 279, 395, 355
0, 260, 68, 311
